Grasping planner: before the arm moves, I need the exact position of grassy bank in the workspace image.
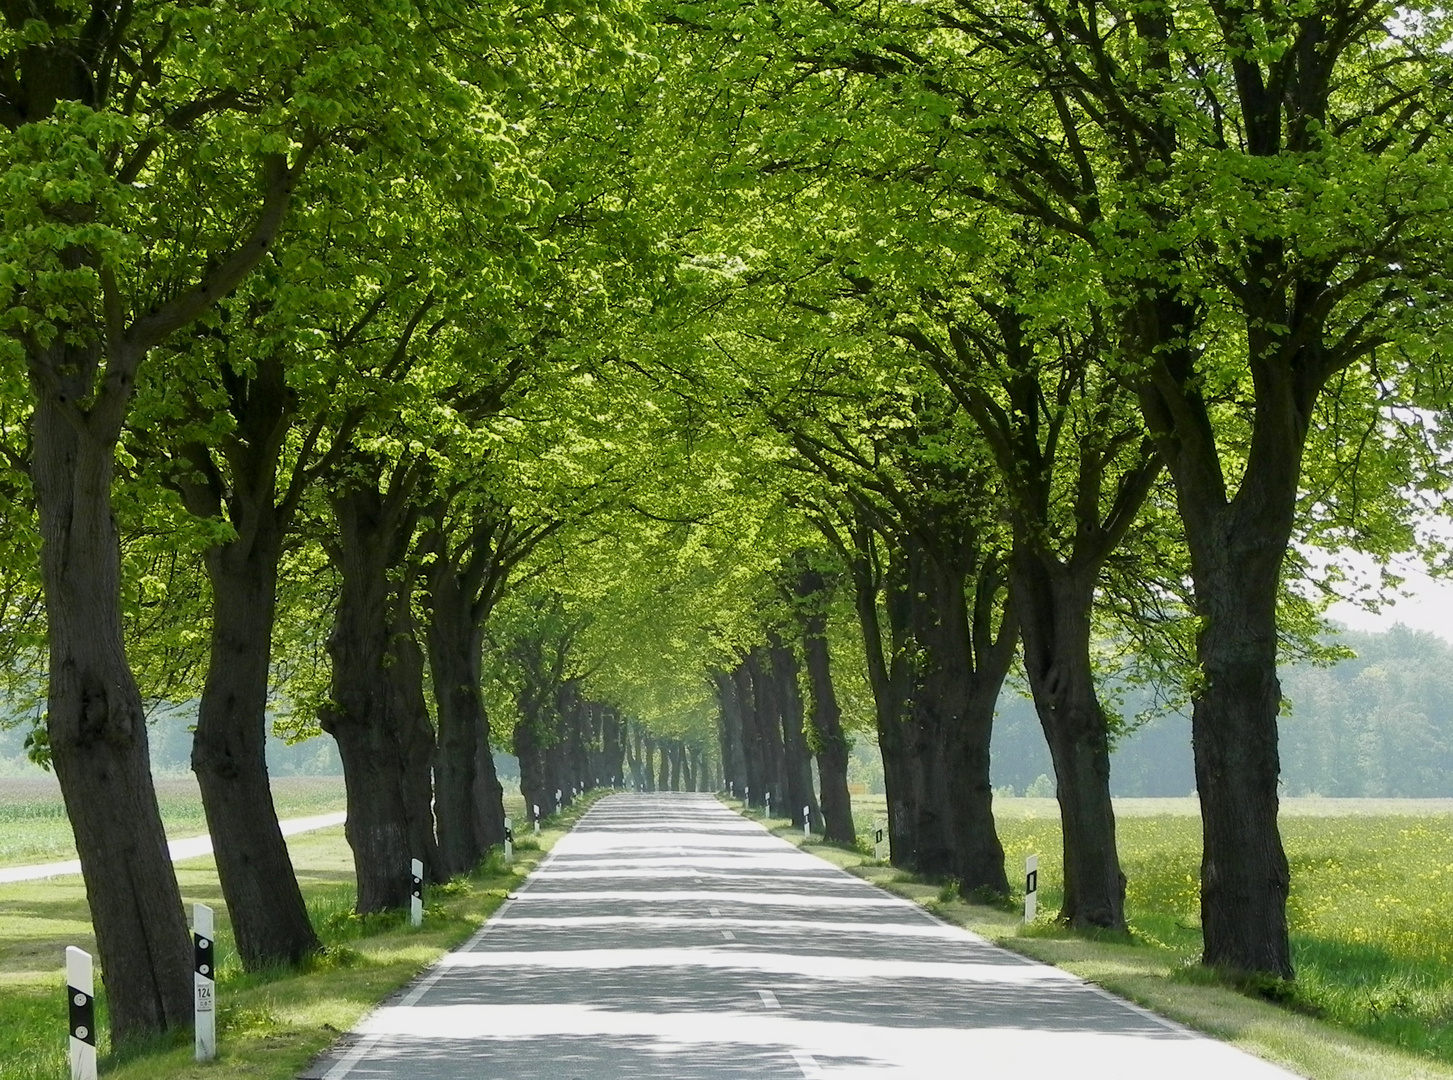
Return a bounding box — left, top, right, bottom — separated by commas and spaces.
748, 796, 1453, 1080
0, 777, 349, 868
0, 791, 597, 1080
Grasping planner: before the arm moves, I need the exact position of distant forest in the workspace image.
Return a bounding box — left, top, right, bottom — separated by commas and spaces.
991, 625, 1453, 798
2, 625, 1449, 798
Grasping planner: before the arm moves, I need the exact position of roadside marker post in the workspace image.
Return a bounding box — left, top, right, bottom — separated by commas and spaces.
1025, 854, 1039, 923
555, 788, 562, 814
744, 785, 750, 809
66, 946, 95, 1080
765, 792, 772, 819
533, 804, 540, 834
503, 816, 514, 865
409, 859, 424, 928
872, 816, 888, 861
193, 903, 216, 1061
803, 806, 811, 838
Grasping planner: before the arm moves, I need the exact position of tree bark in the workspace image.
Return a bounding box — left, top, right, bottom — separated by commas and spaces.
1137, 294, 1302, 978
1187, 516, 1293, 976
849, 531, 918, 864
321, 479, 438, 912
1015, 556, 1126, 929
769, 635, 822, 833
425, 560, 492, 878
712, 669, 747, 795
732, 662, 764, 805
747, 648, 789, 809
33, 380, 194, 1043
899, 536, 964, 879
797, 571, 856, 844
194, 526, 321, 967
172, 353, 322, 970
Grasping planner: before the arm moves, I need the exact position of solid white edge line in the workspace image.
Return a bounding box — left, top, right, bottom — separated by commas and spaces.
318, 795, 608, 1080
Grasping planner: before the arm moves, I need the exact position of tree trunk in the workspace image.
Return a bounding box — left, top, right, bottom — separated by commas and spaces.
797, 573, 855, 844
942, 683, 1010, 897
33, 382, 193, 1042
1190, 526, 1292, 977
472, 709, 506, 846
515, 712, 549, 822
770, 636, 822, 832
604, 708, 624, 787
732, 662, 765, 805
1138, 310, 1301, 978
426, 559, 491, 878
321, 482, 437, 913
194, 525, 320, 968
851, 540, 918, 864
623, 721, 642, 790
900, 539, 964, 879
748, 648, 789, 809
1015, 556, 1126, 929
712, 669, 747, 794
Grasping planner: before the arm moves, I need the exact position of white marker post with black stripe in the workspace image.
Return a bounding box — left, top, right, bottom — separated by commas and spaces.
193, 903, 216, 1061
803, 806, 811, 838
66, 945, 95, 1080
503, 816, 514, 865
765, 792, 772, 819
555, 788, 562, 814
532, 804, 540, 835
409, 858, 423, 928
1025, 854, 1039, 923
872, 816, 888, 861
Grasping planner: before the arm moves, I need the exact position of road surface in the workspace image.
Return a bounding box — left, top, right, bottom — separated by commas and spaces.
308, 793, 1301, 1079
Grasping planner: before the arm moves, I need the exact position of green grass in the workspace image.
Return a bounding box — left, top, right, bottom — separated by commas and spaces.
0, 776, 347, 868
751, 794, 1453, 1080
0, 790, 597, 1080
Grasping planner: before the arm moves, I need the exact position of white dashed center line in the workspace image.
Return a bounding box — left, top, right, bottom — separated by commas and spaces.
720, 930, 736, 941
791, 1049, 825, 1077
708, 907, 721, 917
756, 989, 780, 1009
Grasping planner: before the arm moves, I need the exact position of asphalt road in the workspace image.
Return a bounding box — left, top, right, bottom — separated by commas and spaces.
308, 793, 1302, 1079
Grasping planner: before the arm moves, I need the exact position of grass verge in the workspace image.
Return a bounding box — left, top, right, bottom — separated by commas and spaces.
0, 777, 349, 868
0, 790, 603, 1080
733, 797, 1453, 1080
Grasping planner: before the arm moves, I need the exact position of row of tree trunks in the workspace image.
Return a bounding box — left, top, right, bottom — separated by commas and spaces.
844, 511, 1017, 897
768, 633, 823, 832
515, 678, 635, 818
713, 628, 846, 837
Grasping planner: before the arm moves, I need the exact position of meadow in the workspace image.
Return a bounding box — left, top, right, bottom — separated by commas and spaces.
841, 796, 1453, 1075
0, 777, 347, 868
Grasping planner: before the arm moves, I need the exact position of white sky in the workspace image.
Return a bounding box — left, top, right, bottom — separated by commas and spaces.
1323, 550, 1453, 645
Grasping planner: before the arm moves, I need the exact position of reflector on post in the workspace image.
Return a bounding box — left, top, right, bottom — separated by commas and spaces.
410, 858, 424, 928
193, 903, 216, 1061
66, 946, 95, 1080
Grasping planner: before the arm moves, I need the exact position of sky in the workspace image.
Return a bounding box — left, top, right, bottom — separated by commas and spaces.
1323, 551, 1453, 645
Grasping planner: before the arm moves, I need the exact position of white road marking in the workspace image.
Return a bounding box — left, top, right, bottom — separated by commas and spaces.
756, 989, 780, 1009
721, 930, 736, 941
790, 1049, 824, 1078
708, 907, 722, 917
